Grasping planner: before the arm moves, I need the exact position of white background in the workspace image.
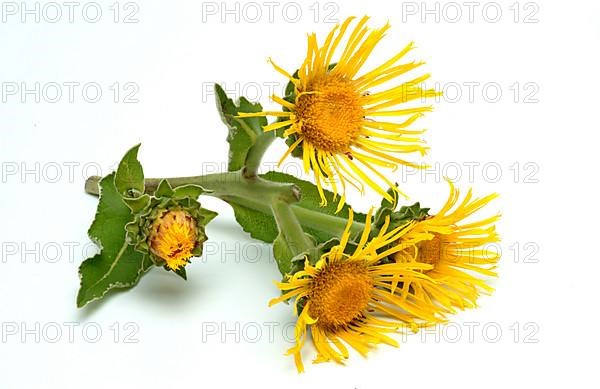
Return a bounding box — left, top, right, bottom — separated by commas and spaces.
1, 0, 598, 387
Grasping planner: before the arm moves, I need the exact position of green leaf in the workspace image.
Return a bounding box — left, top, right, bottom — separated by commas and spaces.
174, 267, 187, 280
273, 233, 295, 275
263, 171, 357, 220
229, 171, 365, 244
155, 179, 174, 198
172, 184, 209, 200
115, 144, 144, 197
374, 186, 430, 231
198, 208, 219, 225
124, 194, 151, 213
273, 231, 317, 276
214, 83, 266, 171
230, 201, 279, 243
77, 173, 152, 308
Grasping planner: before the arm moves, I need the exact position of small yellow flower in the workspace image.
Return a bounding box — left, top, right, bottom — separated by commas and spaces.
240, 16, 439, 210
269, 209, 443, 372
393, 181, 500, 314
148, 209, 198, 270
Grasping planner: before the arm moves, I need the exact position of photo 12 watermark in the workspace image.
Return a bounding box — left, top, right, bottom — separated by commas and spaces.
409, 321, 540, 344
202, 81, 286, 104
1, 2, 140, 23
200, 1, 340, 23
398, 161, 540, 184
400, 2, 540, 24
1, 322, 140, 343
1, 82, 139, 104
1, 161, 117, 184
1, 241, 99, 264
425, 81, 540, 104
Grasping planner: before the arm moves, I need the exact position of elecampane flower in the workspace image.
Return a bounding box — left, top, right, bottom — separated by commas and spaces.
269, 209, 443, 372
393, 182, 500, 314
240, 16, 439, 211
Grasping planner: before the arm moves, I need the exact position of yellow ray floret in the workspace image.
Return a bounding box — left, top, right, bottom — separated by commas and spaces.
269, 209, 444, 372
393, 181, 501, 314
239, 16, 439, 211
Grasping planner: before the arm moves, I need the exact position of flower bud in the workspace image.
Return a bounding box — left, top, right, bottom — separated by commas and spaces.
125, 180, 216, 276
148, 209, 199, 271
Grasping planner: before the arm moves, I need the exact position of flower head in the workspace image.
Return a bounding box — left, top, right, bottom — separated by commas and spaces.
269, 210, 442, 372
393, 181, 500, 314
148, 209, 198, 271
239, 16, 439, 211
125, 180, 215, 276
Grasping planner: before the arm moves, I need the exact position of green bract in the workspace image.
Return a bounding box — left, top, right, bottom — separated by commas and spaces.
125, 179, 216, 277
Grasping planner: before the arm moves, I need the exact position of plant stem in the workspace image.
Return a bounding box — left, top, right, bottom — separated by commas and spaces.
85, 173, 365, 239
243, 132, 276, 179
220, 194, 362, 238
86, 170, 300, 205
271, 199, 315, 257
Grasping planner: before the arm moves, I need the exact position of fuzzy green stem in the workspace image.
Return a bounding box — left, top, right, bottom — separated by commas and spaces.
84, 172, 364, 239
220, 194, 362, 238
243, 132, 276, 179
271, 199, 315, 257
86, 170, 300, 205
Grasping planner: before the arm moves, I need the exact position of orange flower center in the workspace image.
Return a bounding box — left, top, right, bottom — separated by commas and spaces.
295, 75, 364, 154
308, 260, 372, 330
417, 234, 443, 265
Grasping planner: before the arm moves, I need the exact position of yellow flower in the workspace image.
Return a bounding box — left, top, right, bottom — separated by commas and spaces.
148, 209, 198, 270
240, 16, 439, 210
269, 209, 443, 372
393, 181, 501, 314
